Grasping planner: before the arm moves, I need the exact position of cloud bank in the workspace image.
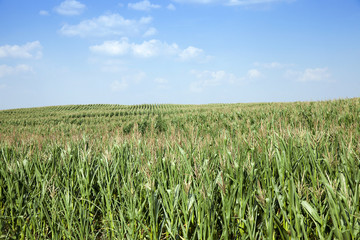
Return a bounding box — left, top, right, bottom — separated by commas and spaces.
90, 38, 206, 60
128, 0, 161, 11
59, 14, 152, 37
0, 41, 42, 59
54, 0, 85, 15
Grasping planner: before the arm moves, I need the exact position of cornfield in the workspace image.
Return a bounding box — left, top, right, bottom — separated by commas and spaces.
0, 98, 359, 239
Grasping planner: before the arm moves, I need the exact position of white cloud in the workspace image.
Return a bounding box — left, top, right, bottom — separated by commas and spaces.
167, 4, 176, 10
132, 39, 179, 57
0, 41, 42, 59
90, 39, 131, 56
54, 0, 85, 15
90, 38, 205, 60
286, 67, 331, 82
39, 10, 50, 16
0, 84, 6, 89
190, 70, 242, 92
143, 27, 157, 37
247, 69, 262, 79
0, 64, 33, 78
179, 46, 203, 60
59, 14, 152, 37
128, 0, 161, 11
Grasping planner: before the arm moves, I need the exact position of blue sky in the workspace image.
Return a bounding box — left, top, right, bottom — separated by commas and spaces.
0, 0, 359, 109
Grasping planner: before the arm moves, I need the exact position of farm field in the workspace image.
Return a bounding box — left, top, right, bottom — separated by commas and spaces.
0, 98, 359, 239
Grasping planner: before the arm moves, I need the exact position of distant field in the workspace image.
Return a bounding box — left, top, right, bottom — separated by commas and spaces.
1, 99, 359, 239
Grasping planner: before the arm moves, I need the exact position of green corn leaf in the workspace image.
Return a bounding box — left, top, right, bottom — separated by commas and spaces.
301, 200, 321, 224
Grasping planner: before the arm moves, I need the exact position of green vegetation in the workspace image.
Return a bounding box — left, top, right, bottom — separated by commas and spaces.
0, 99, 359, 239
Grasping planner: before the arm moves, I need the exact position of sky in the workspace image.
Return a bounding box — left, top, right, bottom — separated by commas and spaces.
0, 0, 359, 109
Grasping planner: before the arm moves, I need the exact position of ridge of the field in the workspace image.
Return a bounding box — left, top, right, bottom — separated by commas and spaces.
0, 99, 351, 119
0, 102, 242, 114
0, 102, 260, 128
0, 98, 359, 141
0, 99, 355, 123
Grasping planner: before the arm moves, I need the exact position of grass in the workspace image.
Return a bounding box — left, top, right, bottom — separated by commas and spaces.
0, 98, 359, 239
